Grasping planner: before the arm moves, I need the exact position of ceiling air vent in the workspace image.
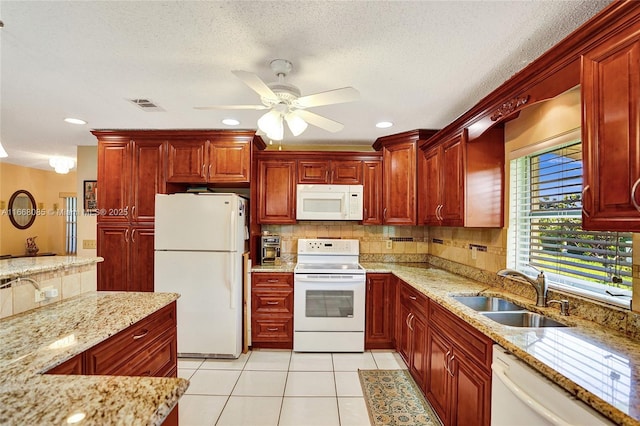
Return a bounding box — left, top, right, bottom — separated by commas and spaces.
128, 98, 164, 112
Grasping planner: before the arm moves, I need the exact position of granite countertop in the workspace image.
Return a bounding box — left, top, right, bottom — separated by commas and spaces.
0, 291, 188, 425
251, 262, 296, 273
363, 262, 640, 426
0, 256, 104, 280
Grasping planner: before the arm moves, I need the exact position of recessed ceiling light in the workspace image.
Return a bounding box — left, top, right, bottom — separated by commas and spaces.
376, 121, 393, 129
64, 118, 87, 125
222, 118, 240, 126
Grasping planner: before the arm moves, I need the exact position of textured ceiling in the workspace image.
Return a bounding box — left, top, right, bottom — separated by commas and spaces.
0, 1, 611, 170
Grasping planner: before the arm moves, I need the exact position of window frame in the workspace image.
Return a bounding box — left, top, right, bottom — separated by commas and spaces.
507, 130, 632, 309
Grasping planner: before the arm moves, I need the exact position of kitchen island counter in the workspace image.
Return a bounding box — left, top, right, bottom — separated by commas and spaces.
0, 291, 187, 425
363, 262, 640, 426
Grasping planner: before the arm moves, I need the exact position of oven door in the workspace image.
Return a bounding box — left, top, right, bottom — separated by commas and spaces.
294, 273, 365, 332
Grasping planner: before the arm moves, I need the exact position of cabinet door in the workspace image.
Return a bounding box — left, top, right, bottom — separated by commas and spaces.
208, 140, 250, 182
298, 160, 330, 183
441, 134, 465, 226
362, 160, 383, 224
420, 146, 442, 225
131, 139, 165, 223
582, 24, 640, 231
166, 139, 208, 183
97, 141, 131, 222
130, 226, 155, 292
383, 142, 416, 225
97, 225, 129, 291
397, 303, 412, 366
450, 349, 491, 426
426, 328, 452, 426
410, 311, 428, 392
332, 160, 363, 184
257, 160, 297, 224
365, 274, 395, 349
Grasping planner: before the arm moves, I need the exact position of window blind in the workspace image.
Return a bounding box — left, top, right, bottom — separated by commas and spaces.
508, 142, 632, 299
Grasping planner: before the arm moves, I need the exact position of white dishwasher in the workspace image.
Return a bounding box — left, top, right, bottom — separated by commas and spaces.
491, 345, 613, 425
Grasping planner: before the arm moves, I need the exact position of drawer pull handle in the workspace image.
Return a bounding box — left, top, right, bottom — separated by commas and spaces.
632, 179, 640, 212
141, 370, 152, 376
408, 295, 417, 301
265, 301, 279, 305
266, 327, 279, 331
132, 329, 149, 340
582, 186, 592, 217
267, 279, 279, 283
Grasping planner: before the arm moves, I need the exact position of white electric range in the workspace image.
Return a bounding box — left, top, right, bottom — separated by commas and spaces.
293, 238, 365, 352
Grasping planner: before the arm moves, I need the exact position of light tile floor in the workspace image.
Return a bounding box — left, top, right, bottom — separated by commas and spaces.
178, 350, 407, 426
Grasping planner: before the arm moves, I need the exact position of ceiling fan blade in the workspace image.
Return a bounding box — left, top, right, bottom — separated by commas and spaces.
293, 110, 344, 133
296, 87, 360, 108
194, 105, 269, 110
231, 70, 278, 100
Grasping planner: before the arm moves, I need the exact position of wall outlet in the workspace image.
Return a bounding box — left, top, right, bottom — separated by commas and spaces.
34, 290, 44, 303
471, 246, 478, 260
35, 286, 58, 302
83, 239, 97, 249
386, 240, 393, 249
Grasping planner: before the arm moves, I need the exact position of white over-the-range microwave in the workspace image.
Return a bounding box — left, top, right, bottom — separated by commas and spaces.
296, 184, 363, 221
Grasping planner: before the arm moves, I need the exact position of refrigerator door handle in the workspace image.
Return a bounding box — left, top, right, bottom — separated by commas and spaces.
229, 254, 236, 309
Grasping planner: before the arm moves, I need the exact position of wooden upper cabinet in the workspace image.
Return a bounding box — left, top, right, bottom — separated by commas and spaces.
375, 130, 438, 225
363, 160, 383, 224
97, 141, 131, 222
298, 161, 331, 183
208, 139, 250, 183
420, 132, 465, 227
419, 145, 441, 226
383, 141, 417, 225
131, 139, 166, 223
166, 139, 208, 183
419, 126, 503, 228
582, 19, 640, 231
257, 159, 297, 224
167, 137, 252, 184
297, 160, 362, 184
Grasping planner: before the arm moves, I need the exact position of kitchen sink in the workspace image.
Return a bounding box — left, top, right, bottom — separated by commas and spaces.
480, 311, 567, 328
452, 296, 525, 312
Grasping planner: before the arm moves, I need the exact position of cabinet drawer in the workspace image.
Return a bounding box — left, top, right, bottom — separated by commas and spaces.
252, 289, 293, 314
400, 282, 428, 316
429, 302, 492, 371
86, 303, 176, 375
125, 331, 177, 378
252, 273, 293, 289
252, 317, 293, 342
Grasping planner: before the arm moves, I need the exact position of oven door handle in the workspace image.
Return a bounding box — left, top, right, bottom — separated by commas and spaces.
294, 275, 365, 283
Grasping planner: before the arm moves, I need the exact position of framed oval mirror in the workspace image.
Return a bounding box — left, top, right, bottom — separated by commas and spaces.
8, 190, 37, 230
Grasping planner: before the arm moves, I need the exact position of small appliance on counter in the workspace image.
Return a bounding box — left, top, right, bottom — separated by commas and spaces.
260, 235, 281, 265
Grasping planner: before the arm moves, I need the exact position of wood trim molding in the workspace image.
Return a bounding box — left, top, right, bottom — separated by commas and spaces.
490, 95, 530, 122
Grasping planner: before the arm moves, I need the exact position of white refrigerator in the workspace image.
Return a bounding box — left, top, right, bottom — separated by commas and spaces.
154, 193, 248, 358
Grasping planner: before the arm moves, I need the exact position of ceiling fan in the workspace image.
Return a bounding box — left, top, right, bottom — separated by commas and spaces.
195, 59, 360, 140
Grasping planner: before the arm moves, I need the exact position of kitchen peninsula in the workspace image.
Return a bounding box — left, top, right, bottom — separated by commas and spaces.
0, 258, 187, 425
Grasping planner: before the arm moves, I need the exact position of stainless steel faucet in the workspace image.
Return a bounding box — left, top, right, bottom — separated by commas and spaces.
497, 268, 547, 307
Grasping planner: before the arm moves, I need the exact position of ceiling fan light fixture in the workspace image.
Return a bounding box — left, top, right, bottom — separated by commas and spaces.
285, 112, 308, 136
259, 110, 285, 141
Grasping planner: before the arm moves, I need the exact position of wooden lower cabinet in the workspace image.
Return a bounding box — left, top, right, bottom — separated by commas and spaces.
396, 280, 429, 391
425, 302, 492, 426
251, 272, 294, 349
365, 273, 395, 349
46, 302, 178, 379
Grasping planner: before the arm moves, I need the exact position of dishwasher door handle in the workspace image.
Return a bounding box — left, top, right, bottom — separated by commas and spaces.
492, 362, 571, 426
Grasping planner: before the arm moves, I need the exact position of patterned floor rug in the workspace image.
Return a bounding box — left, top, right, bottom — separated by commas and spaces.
358, 369, 442, 426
